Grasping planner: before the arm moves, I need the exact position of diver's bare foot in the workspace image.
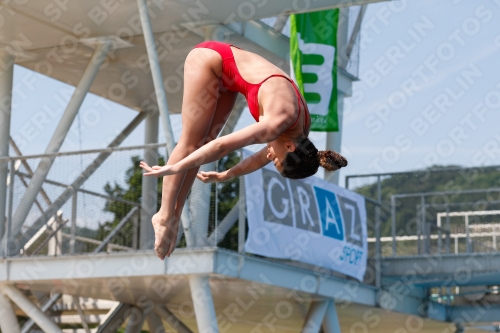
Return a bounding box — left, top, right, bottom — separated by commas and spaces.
152, 213, 179, 260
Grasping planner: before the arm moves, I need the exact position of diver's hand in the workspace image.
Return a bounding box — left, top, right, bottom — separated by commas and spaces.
140, 161, 176, 177
196, 171, 228, 183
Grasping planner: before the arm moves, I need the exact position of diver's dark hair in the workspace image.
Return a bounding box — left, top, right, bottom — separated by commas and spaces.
281, 137, 348, 179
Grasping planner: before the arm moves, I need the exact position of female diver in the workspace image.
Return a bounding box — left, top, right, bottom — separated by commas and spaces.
140, 41, 347, 260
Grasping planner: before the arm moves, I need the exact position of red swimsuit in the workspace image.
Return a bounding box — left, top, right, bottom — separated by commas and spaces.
194, 41, 309, 130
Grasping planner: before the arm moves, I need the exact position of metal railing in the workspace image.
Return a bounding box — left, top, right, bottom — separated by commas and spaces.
346, 166, 500, 258
1, 143, 244, 258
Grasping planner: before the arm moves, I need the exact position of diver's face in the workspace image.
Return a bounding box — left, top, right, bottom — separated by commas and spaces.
266, 140, 295, 173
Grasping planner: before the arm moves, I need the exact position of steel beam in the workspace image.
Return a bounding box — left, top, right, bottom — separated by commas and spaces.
189, 275, 218, 333
140, 111, 159, 249
10, 137, 52, 207
206, 199, 239, 246
136, 0, 175, 154
0, 291, 20, 333
180, 201, 195, 247
7, 42, 111, 250
190, 163, 214, 247
96, 302, 132, 333
324, 95, 345, 185
146, 312, 166, 333
21, 293, 62, 333
3, 285, 62, 333
302, 300, 329, 333
124, 306, 146, 333
5, 112, 146, 255
73, 296, 91, 333
95, 207, 138, 253
344, 5, 367, 63
322, 301, 341, 333
154, 305, 192, 333
0, 51, 13, 240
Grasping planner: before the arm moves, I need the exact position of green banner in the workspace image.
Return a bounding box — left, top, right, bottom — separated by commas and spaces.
290, 10, 339, 132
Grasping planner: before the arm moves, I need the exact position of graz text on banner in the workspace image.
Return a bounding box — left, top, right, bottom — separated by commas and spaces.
243, 150, 367, 281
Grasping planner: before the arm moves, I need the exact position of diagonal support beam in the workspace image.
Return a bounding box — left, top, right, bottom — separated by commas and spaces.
95, 207, 138, 253
0, 291, 20, 333
154, 305, 192, 333
96, 302, 133, 333
345, 5, 367, 63
3, 285, 62, 333
124, 306, 146, 333
3, 41, 111, 252
2, 112, 146, 255
137, 0, 175, 155
302, 300, 329, 333
207, 199, 239, 246
322, 300, 341, 333
146, 312, 166, 333
0, 51, 14, 241
140, 111, 159, 249
21, 293, 62, 333
10, 137, 52, 208
189, 275, 218, 333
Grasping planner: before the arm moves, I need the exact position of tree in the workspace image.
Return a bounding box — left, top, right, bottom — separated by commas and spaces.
98, 156, 164, 248
99, 153, 241, 250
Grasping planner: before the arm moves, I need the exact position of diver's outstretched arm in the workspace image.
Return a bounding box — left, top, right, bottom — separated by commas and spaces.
196, 147, 270, 183
141, 119, 285, 177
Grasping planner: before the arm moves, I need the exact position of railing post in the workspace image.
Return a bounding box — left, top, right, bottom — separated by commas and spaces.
6, 160, 15, 257
375, 175, 381, 288
238, 174, 246, 253
391, 196, 396, 257
70, 192, 77, 254
465, 215, 471, 253
446, 205, 450, 254
421, 195, 426, 254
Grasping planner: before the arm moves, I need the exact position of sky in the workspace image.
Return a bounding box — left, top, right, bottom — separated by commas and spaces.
7, 0, 500, 192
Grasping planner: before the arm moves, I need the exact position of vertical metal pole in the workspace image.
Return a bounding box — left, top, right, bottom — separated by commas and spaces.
455, 236, 458, 254
302, 300, 329, 333
0, 291, 20, 333
3, 286, 62, 333
322, 300, 341, 333
375, 175, 381, 288
493, 225, 497, 251
421, 196, 426, 254
6, 160, 15, 257
140, 111, 159, 250
438, 214, 442, 255
446, 206, 450, 254
124, 307, 146, 333
146, 312, 166, 333
324, 94, 345, 185
70, 192, 77, 254
416, 206, 421, 255
188, 275, 219, 333
4, 42, 111, 253
391, 196, 396, 257
465, 215, 471, 253
137, 0, 175, 154
133, 211, 139, 250
0, 51, 14, 241
238, 173, 246, 253
10, 113, 147, 255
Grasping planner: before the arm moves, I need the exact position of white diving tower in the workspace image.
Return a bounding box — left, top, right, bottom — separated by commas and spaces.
0, 0, 469, 332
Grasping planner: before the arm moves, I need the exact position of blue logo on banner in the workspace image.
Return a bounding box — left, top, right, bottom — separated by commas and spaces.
313, 187, 344, 240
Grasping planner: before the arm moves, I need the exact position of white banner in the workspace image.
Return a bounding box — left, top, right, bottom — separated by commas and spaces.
243, 150, 367, 281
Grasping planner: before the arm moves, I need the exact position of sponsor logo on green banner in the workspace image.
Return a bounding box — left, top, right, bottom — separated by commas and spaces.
290, 10, 339, 132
